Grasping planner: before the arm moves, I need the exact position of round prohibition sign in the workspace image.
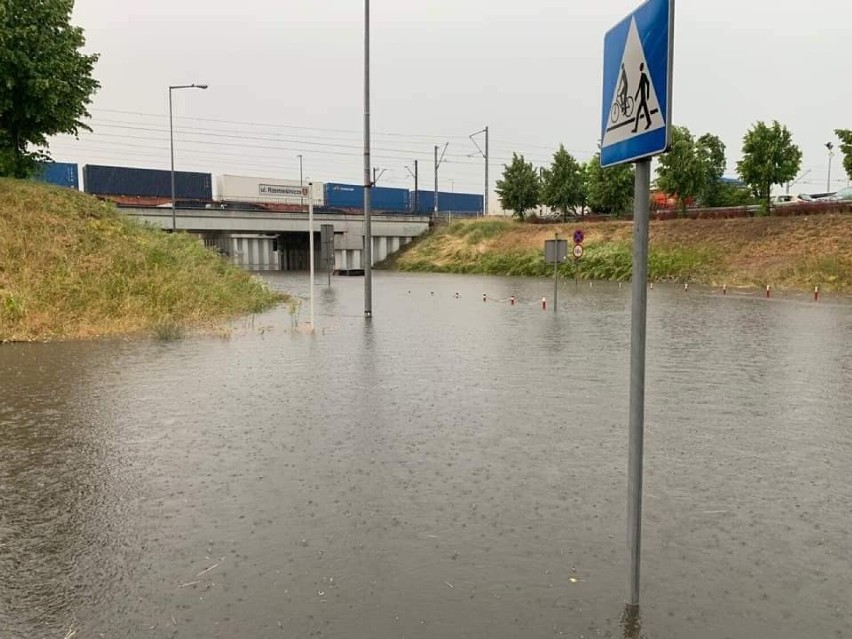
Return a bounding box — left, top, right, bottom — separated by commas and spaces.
573, 244, 584, 258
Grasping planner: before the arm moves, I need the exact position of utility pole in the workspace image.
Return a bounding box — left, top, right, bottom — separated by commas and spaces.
469, 126, 489, 216
433, 142, 448, 222
485, 126, 489, 216
363, 0, 372, 318
405, 161, 419, 213
826, 142, 835, 192
434, 145, 438, 221
786, 169, 811, 195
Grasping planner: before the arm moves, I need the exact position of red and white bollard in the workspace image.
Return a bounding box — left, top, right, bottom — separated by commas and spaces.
510, 295, 516, 306
541, 297, 547, 310
766, 284, 771, 298
814, 286, 819, 302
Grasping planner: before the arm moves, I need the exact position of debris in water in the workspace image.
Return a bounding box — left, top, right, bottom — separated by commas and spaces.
196, 561, 221, 577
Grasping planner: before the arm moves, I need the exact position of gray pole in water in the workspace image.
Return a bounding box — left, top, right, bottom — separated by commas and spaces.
553, 232, 559, 312
627, 158, 651, 606
363, 0, 372, 318
308, 182, 315, 331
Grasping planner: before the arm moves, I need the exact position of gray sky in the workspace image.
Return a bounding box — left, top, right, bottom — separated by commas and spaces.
50, 0, 851, 196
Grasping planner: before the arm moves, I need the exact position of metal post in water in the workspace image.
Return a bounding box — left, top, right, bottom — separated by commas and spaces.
553, 232, 559, 312
363, 0, 372, 318
627, 158, 651, 606
309, 182, 315, 331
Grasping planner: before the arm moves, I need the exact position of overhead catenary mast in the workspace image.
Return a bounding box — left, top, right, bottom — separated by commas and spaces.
469, 126, 489, 216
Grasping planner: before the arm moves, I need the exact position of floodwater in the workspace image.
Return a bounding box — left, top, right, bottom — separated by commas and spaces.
1, 272, 851, 639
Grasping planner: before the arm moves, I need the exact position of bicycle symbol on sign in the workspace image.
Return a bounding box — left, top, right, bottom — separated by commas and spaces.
610, 63, 635, 124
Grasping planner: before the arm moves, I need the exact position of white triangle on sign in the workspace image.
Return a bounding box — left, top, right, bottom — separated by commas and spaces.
602, 17, 665, 148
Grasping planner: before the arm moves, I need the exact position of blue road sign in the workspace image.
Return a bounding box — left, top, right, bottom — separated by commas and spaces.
600, 0, 674, 167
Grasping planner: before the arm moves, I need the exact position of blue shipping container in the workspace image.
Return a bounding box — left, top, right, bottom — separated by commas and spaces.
411, 191, 483, 214
82, 164, 212, 200
35, 162, 79, 189
325, 183, 409, 211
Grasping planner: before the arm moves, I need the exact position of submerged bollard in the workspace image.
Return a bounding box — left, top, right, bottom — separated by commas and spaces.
649, 282, 654, 290
722, 283, 727, 295
541, 297, 547, 310
684, 282, 689, 292
814, 286, 819, 302
510, 295, 516, 306
766, 284, 771, 298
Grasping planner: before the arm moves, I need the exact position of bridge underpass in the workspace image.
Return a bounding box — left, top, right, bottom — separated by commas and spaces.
120, 207, 431, 272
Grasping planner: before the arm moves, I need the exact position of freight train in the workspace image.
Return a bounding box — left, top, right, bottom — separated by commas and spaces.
35, 162, 484, 215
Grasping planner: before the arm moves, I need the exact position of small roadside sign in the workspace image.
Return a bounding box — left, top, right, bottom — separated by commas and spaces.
544, 239, 568, 264
573, 244, 584, 258
573, 229, 585, 245
600, 0, 674, 167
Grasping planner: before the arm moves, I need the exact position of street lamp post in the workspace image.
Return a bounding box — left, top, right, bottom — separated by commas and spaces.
298, 154, 304, 212
169, 83, 208, 231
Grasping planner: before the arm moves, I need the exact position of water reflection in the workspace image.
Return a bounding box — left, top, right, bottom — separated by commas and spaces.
1, 273, 851, 638
621, 604, 646, 639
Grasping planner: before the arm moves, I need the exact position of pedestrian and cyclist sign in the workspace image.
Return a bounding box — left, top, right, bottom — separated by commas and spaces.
600, 0, 674, 167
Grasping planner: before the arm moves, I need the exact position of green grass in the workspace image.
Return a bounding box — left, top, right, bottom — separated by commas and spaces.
397, 225, 716, 282
0, 178, 286, 341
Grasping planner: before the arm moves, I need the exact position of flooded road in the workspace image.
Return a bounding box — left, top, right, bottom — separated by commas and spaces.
1, 272, 851, 638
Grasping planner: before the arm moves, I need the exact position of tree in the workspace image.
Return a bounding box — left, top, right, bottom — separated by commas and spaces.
586, 153, 633, 215
496, 153, 540, 220
716, 181, 757, 208
541, 144, 586, 221
736, 121, 802, 214
835, 129, 852, 181
696, 133, 726, 207
0, 0, 100, 178
655, 126, 705, 215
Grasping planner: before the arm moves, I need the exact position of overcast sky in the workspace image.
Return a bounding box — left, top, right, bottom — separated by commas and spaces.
50, 0, 851, 197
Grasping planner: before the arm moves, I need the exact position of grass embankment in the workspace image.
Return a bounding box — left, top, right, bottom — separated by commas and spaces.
0, 179, 285, 342
390, 216, 852, 292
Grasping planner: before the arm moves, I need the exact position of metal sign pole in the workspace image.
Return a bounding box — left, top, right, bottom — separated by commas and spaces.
308, 183, 315, 332
627, 158, 651, 606
553, 232, 559, 312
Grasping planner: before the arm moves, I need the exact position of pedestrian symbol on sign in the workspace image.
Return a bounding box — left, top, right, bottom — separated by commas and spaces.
603, 17, 665, 148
